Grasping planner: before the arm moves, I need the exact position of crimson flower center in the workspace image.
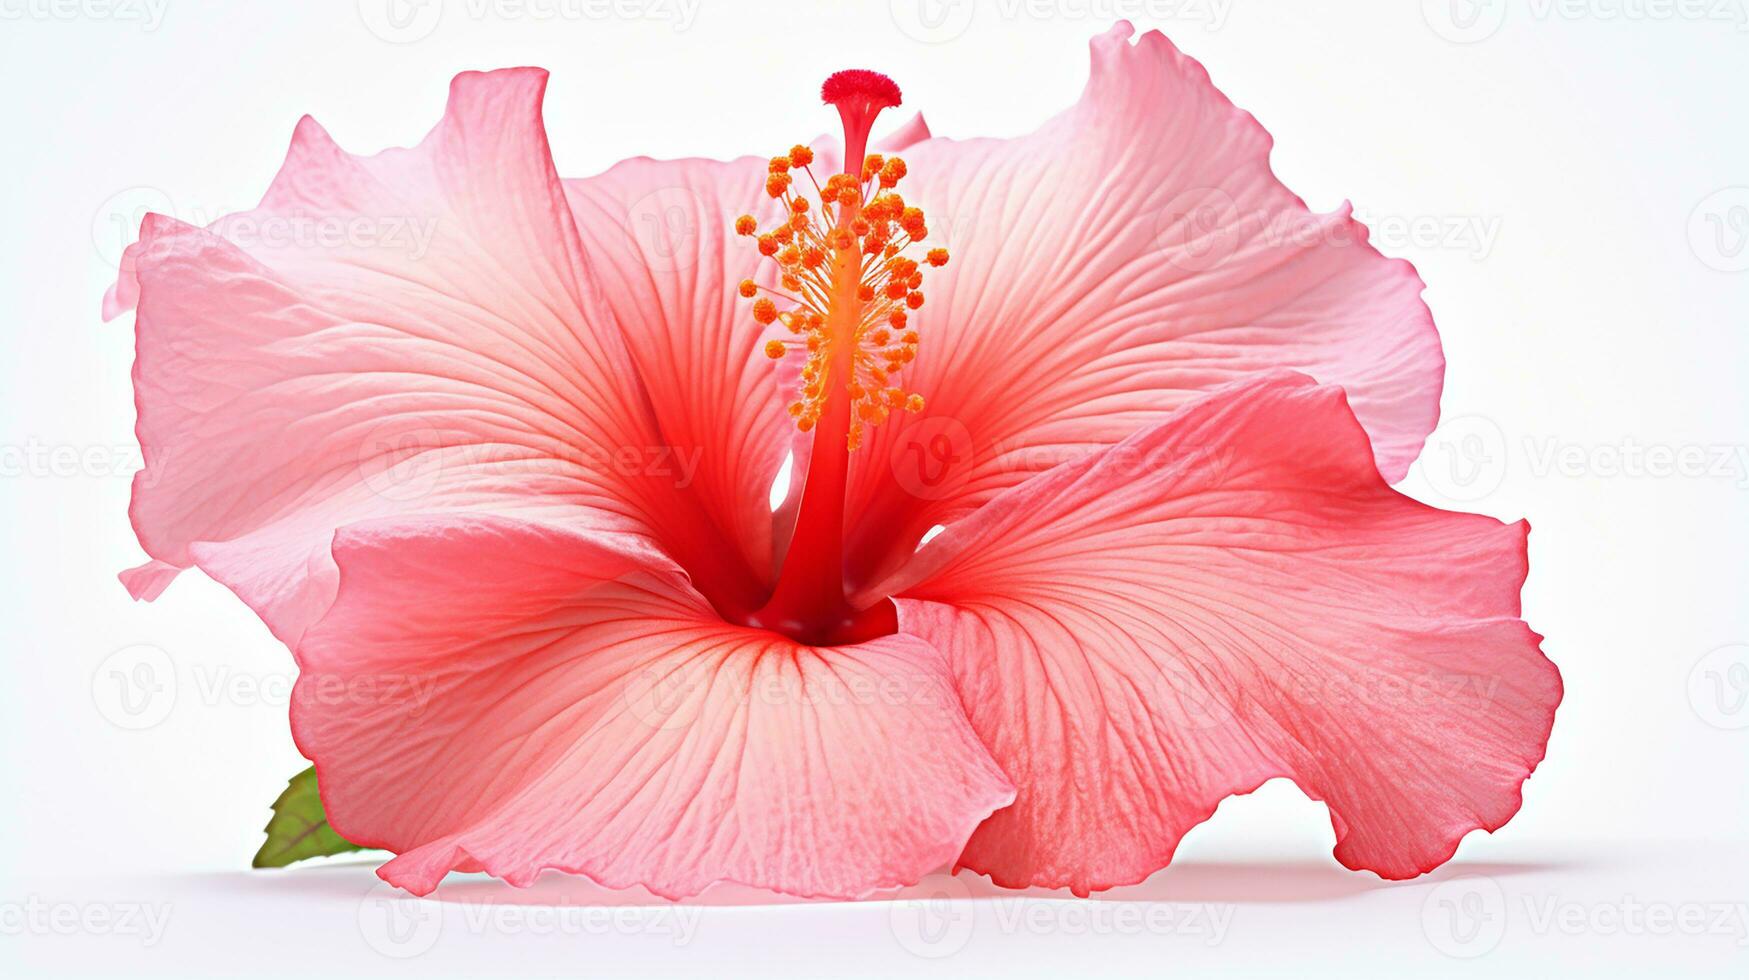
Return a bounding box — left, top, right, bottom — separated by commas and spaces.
730, 69, 948, 646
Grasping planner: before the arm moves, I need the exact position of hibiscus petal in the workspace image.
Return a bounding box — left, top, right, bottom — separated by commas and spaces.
562, 157, 791, 581
843, 22, 1444, 588
869, 371, 1559, 893
879, 112, 933, 153
109, 69, 754, 642
293, 515, 1014, 900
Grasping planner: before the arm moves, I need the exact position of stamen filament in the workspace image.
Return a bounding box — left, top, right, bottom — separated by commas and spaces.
734, 69, 949, 642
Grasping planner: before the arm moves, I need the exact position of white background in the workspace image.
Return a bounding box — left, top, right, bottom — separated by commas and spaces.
2, 0, 1746, 976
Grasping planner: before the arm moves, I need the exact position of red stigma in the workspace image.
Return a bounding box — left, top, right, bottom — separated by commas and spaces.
819, 70, 902, 179
820, 69, 902, 110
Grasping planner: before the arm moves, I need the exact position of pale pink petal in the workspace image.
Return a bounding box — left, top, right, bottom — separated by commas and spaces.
868, 372, 1559, 893
843, 22, 1444, 588
118, 559, 179, 601
293, 515, 1014, 900
111, 69, 758, 642
562, 157, 791, 581
879, 112, 933, 153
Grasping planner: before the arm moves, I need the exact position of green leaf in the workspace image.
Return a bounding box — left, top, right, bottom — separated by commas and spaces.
252, 766, 366, 868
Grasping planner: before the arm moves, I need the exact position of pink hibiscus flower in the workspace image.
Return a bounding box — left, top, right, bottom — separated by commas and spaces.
106, 22, 1560, 899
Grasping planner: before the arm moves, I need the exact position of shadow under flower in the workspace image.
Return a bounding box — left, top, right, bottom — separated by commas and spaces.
232, 854, 1584, 908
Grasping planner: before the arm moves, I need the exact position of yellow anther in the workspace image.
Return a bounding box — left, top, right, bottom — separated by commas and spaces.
764, 340, 787, 359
